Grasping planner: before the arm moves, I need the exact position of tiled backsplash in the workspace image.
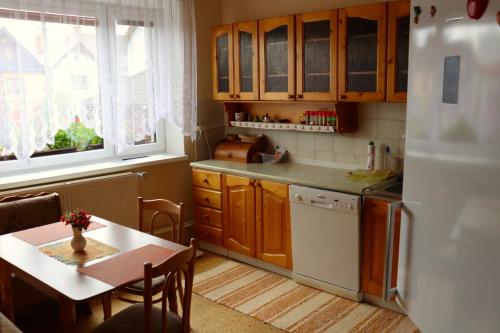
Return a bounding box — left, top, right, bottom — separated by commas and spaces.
226, 103, 406, 169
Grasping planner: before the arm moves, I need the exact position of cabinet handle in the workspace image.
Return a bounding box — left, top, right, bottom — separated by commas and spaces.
235, 94, 241, 98
340, 94, 347, 99
288, 94, 295, 99
203, 197, 210, 202
297, 94, 304, 99
229, 94, 234, 98
228, 153, 233, 158
203, 178, 209, 184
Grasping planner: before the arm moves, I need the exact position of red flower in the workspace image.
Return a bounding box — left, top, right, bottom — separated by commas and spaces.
60, 208, 92, 230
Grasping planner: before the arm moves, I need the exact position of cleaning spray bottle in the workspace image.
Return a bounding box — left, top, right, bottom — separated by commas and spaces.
367, 141, 375, 171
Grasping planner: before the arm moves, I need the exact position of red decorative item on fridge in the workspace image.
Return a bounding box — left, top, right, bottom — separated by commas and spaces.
466, 0, 489, 20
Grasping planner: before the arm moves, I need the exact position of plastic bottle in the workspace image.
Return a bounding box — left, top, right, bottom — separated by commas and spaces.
367, 141, 375, 171
384, 146, 391, 170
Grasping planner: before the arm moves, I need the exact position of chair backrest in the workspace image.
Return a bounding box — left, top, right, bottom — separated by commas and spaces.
0, 192, 62, 235
138, 197, 185, 244
143, 238, 198, 333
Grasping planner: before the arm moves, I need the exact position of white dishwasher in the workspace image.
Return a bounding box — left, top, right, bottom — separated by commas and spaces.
289, 185, 362, 301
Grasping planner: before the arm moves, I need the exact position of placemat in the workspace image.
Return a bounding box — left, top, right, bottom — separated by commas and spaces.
12, 221, 105, 246
78, 244, 176, 287
39, 237, 119, 265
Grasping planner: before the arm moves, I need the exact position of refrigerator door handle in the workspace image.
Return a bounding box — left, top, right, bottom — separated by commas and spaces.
383, 201, 402, 302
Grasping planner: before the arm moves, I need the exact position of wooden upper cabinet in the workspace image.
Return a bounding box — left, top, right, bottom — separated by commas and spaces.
296, 11, 338, 101
259, 16, 295, 101
212, 24, 234, 100
338, 4, 387, 102
361, 197, 401, 297
222, 174, 256, 257
255, 180, 292, 269
234, 21, 259, 100
387, 0, 410, 102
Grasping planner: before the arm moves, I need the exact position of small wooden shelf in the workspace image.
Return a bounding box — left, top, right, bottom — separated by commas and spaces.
230, 121, 336, 133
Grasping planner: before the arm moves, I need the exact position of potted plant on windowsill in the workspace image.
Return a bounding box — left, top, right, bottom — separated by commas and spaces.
60, 209, 92, 252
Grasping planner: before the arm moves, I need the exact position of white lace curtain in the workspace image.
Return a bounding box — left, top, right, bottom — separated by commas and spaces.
0, 0, 197, 160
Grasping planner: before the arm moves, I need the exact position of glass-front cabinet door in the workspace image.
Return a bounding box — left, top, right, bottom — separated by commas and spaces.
338, 4, 387, 102
259, 16, 295, 101
296, 11, 337, 101
212, 24, 234, 100
387, 0, 410, 102
234, 21, 259, 100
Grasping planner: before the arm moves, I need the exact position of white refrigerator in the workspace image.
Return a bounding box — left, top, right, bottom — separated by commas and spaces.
385, 1, 500, 332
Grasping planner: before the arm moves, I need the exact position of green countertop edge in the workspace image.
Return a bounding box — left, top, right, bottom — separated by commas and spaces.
190, 160, 380, 195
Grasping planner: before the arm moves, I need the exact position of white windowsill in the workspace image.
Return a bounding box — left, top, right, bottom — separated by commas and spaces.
0, 153, 188, 192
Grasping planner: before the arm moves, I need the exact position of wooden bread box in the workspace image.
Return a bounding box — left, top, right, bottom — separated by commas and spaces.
214, 141, 266, 163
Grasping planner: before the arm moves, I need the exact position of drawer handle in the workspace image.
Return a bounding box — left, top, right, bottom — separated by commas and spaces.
203, 214, 210, 220
228, 153, 233, 158
203, 232, 210, 237
203, 178, 209, 184
204, 197, 210, 202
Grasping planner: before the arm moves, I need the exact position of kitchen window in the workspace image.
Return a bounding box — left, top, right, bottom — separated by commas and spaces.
0, 4, 166, 172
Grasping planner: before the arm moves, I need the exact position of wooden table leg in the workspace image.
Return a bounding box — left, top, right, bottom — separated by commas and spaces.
59, 296, 77, 332
0, 259, 14, 321
101, 293, 112, 320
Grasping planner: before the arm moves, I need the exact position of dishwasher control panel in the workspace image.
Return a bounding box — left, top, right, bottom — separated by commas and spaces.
289, 185, 360, 214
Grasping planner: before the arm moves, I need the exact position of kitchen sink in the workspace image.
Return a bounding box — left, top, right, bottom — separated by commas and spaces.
363, 175, 403, 199
385, 183, 402, 194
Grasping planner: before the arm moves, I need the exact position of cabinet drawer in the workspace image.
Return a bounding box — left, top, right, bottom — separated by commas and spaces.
195, 223, 223, 246
193, 188, 222, 209
192, 169, 221, 190
194, 206, 223, 228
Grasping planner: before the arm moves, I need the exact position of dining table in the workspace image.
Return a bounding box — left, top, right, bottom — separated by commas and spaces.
0, 216, 186, 331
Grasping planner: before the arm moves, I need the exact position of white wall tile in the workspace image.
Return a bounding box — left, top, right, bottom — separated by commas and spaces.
354, 137, 371, 155
333, 153, 354, 164
314, 151, 334, 161
357, 103, 378, 120
333, 135, 354, 154
377, 103, 404, 120
314, 133, 334, 152
280, 132, 297, 150
357, 119, 377, 138
297, 132, 314, 149
296, 148, 314, 159
377, 120, 402, 140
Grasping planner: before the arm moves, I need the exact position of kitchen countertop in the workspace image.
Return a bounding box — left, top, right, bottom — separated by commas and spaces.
190, 160, 381, 195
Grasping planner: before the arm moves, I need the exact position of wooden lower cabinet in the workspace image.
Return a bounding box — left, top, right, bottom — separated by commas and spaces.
221, 174, 292, 269
256, 180, 292, 268
361, 197, 401, 297
222, 174, 256, 257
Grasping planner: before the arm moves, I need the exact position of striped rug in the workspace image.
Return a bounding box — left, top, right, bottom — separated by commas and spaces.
193, 259, 419, 333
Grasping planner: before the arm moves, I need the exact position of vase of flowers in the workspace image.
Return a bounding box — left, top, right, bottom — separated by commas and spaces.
60, 209, 92, 252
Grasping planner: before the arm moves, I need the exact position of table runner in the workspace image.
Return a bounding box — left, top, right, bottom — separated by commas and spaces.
77, 244, 176, 287
39, 237, 119, 266
12, 221, 105, 246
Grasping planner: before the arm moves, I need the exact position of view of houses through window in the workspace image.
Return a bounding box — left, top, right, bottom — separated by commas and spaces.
0, 9, 157, 162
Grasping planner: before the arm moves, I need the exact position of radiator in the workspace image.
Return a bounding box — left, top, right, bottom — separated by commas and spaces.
0, 172, 139, 229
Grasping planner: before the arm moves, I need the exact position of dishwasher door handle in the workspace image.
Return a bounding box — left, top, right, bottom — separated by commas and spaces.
310, 200, 333, 209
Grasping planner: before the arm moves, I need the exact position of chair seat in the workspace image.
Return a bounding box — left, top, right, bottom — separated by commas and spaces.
92, 303, 182, 333
125, 276, 166, 294
0, 312, 21, 333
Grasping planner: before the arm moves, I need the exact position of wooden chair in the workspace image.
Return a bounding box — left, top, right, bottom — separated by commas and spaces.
93, 238, 198, 333
0, 192, 62, 235
114, 197, 185, 304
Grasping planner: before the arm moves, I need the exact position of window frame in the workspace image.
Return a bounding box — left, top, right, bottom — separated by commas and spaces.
0, 5, 167, 174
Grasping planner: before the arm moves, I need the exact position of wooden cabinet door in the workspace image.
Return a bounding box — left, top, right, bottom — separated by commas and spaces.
338, 4, 387, 102
212, 24, 234, 100
234, 21, 259, 101
255, 180, 292, 269
259, 16, 295, 101
387, 0, 410, 102
361, 197, 401, 297
296, 10, 338, 101
222, 174, 256, 257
